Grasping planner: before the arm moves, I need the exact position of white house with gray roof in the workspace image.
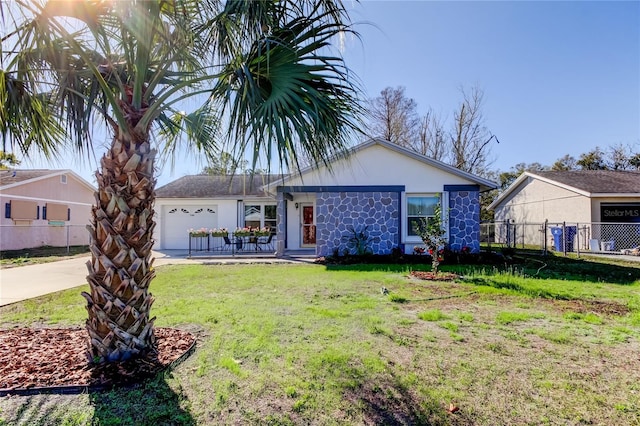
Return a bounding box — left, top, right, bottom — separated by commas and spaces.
489, 170, 640, 251
155, 139, 497, 255
489, 170, 640, 224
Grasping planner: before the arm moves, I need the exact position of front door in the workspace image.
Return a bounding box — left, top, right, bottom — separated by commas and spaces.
300, 203, 316, 247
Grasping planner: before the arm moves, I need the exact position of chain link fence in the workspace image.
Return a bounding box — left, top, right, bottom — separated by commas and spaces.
0, 224, 89, 252
481, 221, 640, 256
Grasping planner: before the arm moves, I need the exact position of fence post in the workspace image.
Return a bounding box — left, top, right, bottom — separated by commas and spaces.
576, 222, 580, 258
543, 219, 548, 255
562, 221, 566, 256
510, 223, 514, 248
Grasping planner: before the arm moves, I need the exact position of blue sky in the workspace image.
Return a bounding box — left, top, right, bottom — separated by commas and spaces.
22, 0, 640, 186
345, 0, 640, 173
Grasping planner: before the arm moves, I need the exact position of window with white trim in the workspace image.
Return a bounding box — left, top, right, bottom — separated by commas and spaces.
243, 204, 277, 231
407, 195, 439, 237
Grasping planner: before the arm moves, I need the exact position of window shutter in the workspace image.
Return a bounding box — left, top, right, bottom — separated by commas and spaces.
43, 206, 47, 220
67, 208, 71, 221
37, 206, 40, 220
4, 203, 10, 219
8, 200, 38, 220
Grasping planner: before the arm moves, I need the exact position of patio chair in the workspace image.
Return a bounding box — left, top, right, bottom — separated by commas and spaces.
222, 236, 233, 252
256, 234, 274, 251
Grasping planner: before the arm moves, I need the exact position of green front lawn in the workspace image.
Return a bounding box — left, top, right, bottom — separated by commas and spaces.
1, 258, 639, 425
0, 245, 89, 268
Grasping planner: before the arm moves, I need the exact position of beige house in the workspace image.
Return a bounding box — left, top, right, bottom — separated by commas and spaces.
489, 170, 640, 251
0, 169, 95, 251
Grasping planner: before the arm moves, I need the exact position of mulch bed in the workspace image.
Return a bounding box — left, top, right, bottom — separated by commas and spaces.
409, 271, 460, 281
0, 327, 195, 395
542, 298, 631, 316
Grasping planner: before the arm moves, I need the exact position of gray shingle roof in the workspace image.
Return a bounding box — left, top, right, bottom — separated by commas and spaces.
533, 170, 640, 194
0, 169, 61, 187
155, 174, 284, 198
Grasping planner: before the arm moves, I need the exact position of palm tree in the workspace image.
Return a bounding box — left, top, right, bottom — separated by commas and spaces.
1, 0, 362, 363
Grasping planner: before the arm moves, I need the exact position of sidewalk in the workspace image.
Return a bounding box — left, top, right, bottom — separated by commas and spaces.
0, 250, 314, 307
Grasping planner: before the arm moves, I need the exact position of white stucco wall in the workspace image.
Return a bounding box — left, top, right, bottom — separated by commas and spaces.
282, 143, 478, 193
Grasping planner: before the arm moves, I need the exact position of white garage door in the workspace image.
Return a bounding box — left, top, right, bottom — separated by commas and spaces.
162, 205, 218, 249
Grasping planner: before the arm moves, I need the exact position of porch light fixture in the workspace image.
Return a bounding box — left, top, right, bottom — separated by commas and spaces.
295, 203, 299, 209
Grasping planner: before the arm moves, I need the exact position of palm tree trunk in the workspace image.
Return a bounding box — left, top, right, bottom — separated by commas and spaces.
82, 131, 157, 363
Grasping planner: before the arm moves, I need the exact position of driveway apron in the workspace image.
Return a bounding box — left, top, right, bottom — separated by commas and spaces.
0, 256, 91, 306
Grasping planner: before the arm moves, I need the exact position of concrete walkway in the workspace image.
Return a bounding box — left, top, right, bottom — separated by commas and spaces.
0, 250, 313, 307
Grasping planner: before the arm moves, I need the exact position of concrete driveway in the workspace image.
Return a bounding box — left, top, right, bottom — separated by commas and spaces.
0, 251, 201, 307
0, 250, 310, 306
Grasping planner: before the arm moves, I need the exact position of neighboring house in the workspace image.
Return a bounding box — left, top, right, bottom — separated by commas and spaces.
155, 139, 497, 255
489, 170, 640, 250
0, 169, 95, 251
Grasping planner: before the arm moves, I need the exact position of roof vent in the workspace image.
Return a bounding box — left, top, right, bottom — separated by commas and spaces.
60, 174, 67, 184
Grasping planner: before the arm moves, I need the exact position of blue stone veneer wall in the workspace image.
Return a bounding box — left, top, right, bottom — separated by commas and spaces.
448, 190, 480, 252
316, 192, 400, 256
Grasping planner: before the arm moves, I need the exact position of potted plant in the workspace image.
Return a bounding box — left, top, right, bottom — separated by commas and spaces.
233, 227, 251, 237
254, 227, 271, 237
210, 228, 228, 237
188, 228, 209, 237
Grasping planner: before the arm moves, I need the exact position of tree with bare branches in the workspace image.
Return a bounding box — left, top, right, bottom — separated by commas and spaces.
367, 85, 497, 176
415, 108, 447, 161
367, 86, 420, 149
449, 86, 496, 175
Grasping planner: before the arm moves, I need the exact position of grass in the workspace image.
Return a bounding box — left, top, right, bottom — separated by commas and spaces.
418, 309, 448, 321
0, 256, 639, 425
0, 245, 89, 268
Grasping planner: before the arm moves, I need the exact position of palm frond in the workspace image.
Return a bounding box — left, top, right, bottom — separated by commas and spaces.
212, 9, 364, 172
0, 70, 65, 157
159, 104, 220, 152
156, 102, 221, 171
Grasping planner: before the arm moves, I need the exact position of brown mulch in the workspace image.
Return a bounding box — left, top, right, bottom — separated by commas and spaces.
409, 271, 459, 281
0, 327, 195, 393
542, 298, 631, 316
